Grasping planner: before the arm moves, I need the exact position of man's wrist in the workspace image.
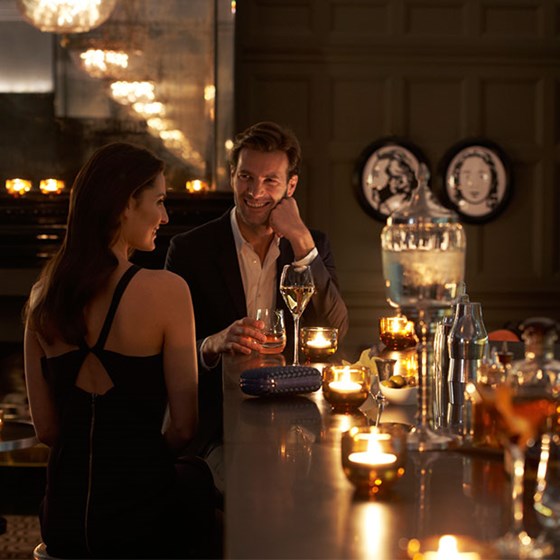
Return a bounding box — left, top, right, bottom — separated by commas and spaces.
294, 246, 318, 266
200, 337, 221, 369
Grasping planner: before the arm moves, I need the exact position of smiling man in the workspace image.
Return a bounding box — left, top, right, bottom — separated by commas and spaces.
164, 121, 348, 454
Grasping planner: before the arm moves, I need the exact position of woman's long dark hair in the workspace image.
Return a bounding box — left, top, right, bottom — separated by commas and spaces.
26, 142, 164, 345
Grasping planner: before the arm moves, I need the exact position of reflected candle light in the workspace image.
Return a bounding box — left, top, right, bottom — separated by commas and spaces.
5, 178, 32, 197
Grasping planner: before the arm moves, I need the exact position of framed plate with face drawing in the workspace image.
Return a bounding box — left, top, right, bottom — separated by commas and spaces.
438, 138, 513, 224
353, 137, 430, 222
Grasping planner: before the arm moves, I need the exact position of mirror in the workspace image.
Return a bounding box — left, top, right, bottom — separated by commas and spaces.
0, 0, 235, 192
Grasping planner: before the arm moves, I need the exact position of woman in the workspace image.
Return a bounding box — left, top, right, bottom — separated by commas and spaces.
24, 142, 215, 558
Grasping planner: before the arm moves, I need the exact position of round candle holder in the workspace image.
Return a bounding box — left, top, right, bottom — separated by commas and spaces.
379, 316, 417, 349
300, 327, 338, 361
341, 424, 407, 497
322, 365, 370, 412
406, 534, 498, 560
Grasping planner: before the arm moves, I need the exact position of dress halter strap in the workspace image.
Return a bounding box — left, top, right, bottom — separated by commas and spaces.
93, 265, 141, 351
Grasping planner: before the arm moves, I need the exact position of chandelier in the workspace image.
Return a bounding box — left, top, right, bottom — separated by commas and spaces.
16, 0, 118, 34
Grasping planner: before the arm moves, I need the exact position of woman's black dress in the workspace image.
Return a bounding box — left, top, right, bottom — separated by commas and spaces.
39, 266, 214, 558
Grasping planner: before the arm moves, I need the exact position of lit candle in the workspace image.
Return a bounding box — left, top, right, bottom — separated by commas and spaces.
329, 379, 362, 393
423, 536, 481, 560
5, 178, 32, 197
39, 178, 65, 195
322, 365, 369, 411
307, 332, 331, 349
328, 367, 362, 394
348, 435, 397, 466
185, 179, 209, 193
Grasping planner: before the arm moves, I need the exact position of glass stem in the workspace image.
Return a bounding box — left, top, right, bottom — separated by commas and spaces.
416, 308, 432, 428
509, 444, 526, 537
293, 314, 300, 366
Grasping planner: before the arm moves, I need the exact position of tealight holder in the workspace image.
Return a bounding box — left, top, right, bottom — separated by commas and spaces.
341, 424, 407, 496
379, 315, 417, 349
406, 534, 497, 560
379, 315, 418, 380
322, 365, 370, 412
300, 327, 338, 361
185, 179, 209, 193
5, 178, 32, 197
39, 178, 65, 195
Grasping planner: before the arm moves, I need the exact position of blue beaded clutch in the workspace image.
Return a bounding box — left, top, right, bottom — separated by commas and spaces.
240, 365, 322, 397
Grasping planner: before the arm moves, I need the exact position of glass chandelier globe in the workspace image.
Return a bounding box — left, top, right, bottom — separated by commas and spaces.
17, 0, 118, 34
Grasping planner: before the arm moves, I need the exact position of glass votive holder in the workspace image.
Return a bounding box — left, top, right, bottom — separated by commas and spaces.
322, 365, 370, 412
341, 424, 407, 497
379, 315, 417, 349
406, 534, 495, 559
5, 178, 32, 197
300, 327, 338, 361
39, 178, 65, 195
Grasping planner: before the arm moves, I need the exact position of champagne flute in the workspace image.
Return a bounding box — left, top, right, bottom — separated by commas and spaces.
475, 379, 557, 558
280, 264, 315, 366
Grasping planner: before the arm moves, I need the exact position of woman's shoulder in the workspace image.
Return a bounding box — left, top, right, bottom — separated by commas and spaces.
132, 268, 190, 298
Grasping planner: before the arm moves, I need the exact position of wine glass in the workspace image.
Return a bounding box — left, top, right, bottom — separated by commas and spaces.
280, 264, 315, 366
475, 377, 557, 558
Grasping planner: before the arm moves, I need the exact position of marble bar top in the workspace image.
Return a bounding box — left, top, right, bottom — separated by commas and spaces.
220, 353, 540, 560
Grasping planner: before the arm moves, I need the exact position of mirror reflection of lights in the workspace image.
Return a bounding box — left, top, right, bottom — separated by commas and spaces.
146, 117, 173, 132
204, 85, 216, 101
224, 139, 234, 150
110, 81, 155, 104
79, 49, 128, 78
132, 101, 165, 117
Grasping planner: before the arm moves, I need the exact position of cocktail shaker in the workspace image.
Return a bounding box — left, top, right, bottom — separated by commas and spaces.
432, 282, 467, 429
447, 298, 488, 433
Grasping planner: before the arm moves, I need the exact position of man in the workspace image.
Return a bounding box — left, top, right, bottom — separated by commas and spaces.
165, 121, 348, 456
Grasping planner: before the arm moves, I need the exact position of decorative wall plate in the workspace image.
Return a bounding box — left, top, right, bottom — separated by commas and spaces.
438, 138, 512, 223
353, 137, 430, 222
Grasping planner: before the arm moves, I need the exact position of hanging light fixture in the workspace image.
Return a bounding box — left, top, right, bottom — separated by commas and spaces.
16, 0, 118, 34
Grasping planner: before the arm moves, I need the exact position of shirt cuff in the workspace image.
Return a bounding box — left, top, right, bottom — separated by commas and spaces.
199, 337, 221, 370
293, 246, 318, 267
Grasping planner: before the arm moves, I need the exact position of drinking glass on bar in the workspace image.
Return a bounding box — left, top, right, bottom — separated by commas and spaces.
280, 264, 315, 366
254, 308, 286, 354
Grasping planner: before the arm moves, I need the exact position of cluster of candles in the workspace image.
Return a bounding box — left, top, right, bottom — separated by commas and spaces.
5, 178, 66, 197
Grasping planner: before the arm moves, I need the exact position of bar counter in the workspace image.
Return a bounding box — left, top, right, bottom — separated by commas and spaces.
222, 353, 549, 560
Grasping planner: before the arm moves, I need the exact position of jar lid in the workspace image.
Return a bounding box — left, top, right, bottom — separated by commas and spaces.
387, 164, 460, 225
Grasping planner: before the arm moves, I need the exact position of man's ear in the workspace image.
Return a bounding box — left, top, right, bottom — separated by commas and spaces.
287, 175, 298, 197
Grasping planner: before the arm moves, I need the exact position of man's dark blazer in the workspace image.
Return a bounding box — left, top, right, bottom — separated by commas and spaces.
165, 209, 348, 455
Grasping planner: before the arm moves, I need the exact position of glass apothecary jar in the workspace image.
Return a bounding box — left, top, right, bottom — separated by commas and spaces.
381, 169, 466, 312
